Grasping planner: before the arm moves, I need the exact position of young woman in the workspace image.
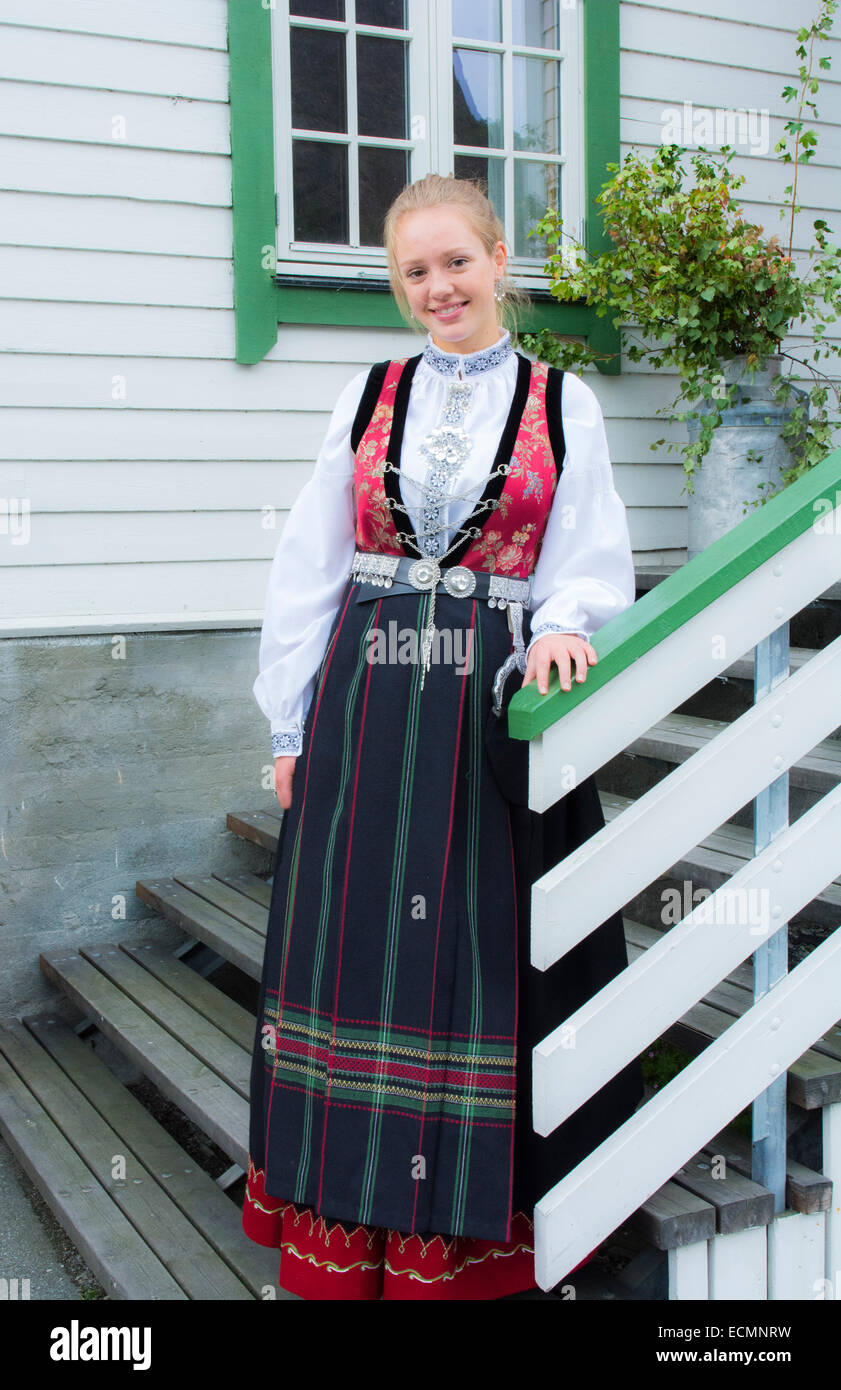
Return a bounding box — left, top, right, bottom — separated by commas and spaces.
241, 174, 644, 1300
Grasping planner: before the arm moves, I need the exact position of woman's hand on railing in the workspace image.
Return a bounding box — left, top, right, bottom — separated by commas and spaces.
274, 755, 297, 810
520, 633, 598, 696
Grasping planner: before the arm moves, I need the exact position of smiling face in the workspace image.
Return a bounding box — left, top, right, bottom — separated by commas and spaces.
394, 205, 507, 356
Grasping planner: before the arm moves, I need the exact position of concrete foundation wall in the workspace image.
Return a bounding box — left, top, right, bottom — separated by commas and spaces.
2, 628, 277, 1018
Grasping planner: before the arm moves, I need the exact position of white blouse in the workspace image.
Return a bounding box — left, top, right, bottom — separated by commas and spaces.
254, 330, 636, 757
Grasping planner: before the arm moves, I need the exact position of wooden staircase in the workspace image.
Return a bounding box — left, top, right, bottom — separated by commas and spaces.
0, 567, 838, 1299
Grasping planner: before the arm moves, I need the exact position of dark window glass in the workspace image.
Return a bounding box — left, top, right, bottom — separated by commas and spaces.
359, 146, 409, 246
290, 28, 347, 133
293, 141, 349, 242
357, 36, 407, 139
357, 0, 406, 27
290, 0, 345, 18
514, 158, 558, 257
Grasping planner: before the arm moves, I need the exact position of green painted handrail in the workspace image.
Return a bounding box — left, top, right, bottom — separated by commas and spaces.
508, 446, 841, 742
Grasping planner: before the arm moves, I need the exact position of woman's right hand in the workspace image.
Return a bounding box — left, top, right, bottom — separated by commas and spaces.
274, 755, 297, 810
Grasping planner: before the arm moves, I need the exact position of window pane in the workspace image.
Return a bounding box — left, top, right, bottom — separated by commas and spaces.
454, 154, 505, 224
357, 35, 407, 138
290, 0, 345, 18
291, 28, 347, 133
513, 57, 560, 152
514, 159, 558, 257
359, 146, 409, 246
452, 0, 502, 42
453, 49, 503, 149
512, 0, 559, 50
357, 0, 406, 27
293, 141, 349, 242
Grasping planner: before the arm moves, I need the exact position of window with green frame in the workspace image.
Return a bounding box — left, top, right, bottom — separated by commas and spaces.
228, 0, 621, 371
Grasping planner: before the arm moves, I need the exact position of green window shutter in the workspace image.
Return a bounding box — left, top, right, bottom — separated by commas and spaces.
227, 0, 621, 372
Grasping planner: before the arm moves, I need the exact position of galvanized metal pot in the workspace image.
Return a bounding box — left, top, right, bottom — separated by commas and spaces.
685, 355, 808, 560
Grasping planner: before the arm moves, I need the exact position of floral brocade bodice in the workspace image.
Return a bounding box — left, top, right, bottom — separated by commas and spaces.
352, 354, 562, 579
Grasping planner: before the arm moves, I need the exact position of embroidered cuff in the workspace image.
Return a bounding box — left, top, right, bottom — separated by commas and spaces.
272, 728, 302, 758
526, 623, 590, 657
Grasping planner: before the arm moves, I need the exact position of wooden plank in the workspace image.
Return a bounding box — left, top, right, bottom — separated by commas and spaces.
767, 1209, 827, 1300
629, 1179, 716, 1250
622, 52, 841, 130
0, 411, 330, 465
172, 873, 268, 938
0, 246, 234, 309
225, 811, 283, 856
0, 355, 360, 412
0, 562, 267, 631
0, 1038, 186, 1301
0, 1018, 251, 1300
823, 1101, 841, 1286
135, 878, 265, 979
0, 460, 313, 512
0, 511, 299, 568
0, 81, 230, 153
0, 27, 229, 100
670, 1151, 774, 1235
708, 1225, 767, 1300
38, 949, 249, 1166
0, 191, 232, 257
668, 1242, 709, 1300
78, 944, 252, 1098
118, 941, 256, 1049
0, 136, 230, 205
0, 0, 229, 47
24, 1012, 291, 1301
212, 871, 273, 910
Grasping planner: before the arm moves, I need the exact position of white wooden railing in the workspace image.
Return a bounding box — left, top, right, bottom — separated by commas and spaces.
507, 445, 841, 1299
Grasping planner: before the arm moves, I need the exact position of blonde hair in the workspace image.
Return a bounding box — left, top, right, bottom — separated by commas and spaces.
383, 173, 530, 342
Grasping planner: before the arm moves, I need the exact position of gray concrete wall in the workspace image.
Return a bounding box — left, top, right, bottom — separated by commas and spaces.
1, 629, 277, 1018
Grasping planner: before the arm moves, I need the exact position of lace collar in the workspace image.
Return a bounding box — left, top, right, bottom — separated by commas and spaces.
421, 329, 513, 377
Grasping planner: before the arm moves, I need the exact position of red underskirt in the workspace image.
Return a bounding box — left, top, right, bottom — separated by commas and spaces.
243, 1160, 595, 1300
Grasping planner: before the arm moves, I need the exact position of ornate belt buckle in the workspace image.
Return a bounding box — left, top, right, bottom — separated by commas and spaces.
442, 565, 476, 598
407, 558, 441, 591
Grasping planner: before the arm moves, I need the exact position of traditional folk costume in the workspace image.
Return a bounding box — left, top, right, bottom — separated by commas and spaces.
242, 328, 644, 1299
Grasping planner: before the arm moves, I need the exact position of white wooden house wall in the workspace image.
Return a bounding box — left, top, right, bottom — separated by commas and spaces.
0, 0, 838, 636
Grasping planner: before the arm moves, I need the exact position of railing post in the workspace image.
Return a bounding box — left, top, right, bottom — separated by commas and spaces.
751, 621, 790, 1209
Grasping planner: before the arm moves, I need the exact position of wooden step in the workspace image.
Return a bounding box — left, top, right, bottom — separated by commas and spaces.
625, 711, 841, 794
602, 791, 841, 930
136, 875, 266, 979
39, 946, 250, 1167
0, 1016, 285, 1300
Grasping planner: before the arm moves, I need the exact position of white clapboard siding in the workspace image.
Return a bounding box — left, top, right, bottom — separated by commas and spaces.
622, 4, 841, 75
0, 462, 315, 512
0, 24, 230, 101
0, 513, 294, 569
0, 563, 269, 632
0, 137, 231, 206
623, 53, 841, 128
0, 82, 231, 155
0, 247, 233, 309
0, 0, 836, 634
0, 193, 233, 259
0, 0, 229, 48
0, 406, 686, 465
0, 354, 683, 417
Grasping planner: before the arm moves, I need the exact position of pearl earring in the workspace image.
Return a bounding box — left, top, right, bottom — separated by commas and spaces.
494, 281, 504, 302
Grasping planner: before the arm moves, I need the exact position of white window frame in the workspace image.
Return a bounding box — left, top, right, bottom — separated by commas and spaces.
271, 0, 584, 289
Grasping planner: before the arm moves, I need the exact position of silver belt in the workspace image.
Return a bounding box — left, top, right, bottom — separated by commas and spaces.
349, 549, 529, 714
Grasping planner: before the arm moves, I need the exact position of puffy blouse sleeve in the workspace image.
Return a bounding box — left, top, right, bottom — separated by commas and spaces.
525, 370, 636, 654
253, 368, 369, 757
